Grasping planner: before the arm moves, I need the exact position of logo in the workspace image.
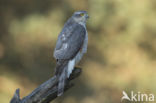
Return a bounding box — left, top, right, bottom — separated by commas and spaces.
121, 91, 154, 102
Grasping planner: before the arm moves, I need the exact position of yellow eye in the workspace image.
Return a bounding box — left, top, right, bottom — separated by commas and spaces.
80, 13, 84, 16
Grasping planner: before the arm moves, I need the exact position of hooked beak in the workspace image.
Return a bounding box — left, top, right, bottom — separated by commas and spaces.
86, 14, 89, 19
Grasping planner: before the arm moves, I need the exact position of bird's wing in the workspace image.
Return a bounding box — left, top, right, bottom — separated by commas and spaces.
54, 24, 86, 60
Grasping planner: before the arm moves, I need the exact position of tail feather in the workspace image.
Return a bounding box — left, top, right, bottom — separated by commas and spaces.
55, 60, 68, 96
57, 67, 67, 96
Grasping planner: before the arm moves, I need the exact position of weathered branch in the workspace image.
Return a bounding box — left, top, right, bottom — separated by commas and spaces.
10, 67, 81, 103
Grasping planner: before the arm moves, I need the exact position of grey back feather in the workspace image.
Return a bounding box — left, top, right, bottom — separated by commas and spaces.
54, 20, 86, 59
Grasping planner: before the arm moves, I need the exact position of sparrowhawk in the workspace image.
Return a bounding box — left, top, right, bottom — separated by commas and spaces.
53, 11, 89, 96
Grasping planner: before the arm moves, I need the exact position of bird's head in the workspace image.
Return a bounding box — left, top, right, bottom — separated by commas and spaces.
72, 11, 89, 24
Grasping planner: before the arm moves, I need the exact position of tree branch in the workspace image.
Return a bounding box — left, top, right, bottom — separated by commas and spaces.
10, 67, 81, 103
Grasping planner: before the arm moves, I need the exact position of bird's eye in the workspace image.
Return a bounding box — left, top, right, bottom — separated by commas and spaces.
80, 13, 84, 16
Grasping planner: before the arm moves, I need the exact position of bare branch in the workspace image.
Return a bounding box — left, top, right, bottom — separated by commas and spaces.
10, 67, 81, 103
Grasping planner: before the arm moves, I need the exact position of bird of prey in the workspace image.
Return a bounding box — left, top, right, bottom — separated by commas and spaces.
53, 11, 89, 96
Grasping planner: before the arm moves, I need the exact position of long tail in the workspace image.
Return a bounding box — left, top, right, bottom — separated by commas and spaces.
55, 60, 68, 96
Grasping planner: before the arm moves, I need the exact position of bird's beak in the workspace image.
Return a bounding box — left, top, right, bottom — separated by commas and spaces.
86, 14, 89, 19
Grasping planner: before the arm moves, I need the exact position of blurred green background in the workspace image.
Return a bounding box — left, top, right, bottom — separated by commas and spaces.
0, 0, 156, 103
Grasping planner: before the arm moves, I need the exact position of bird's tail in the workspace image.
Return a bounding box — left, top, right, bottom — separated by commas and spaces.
55, 60, 68, 96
